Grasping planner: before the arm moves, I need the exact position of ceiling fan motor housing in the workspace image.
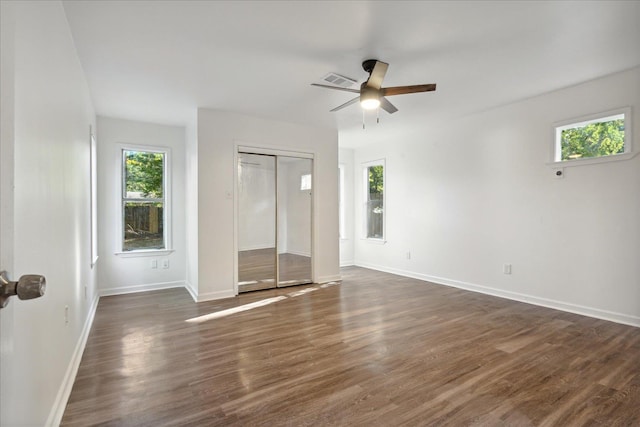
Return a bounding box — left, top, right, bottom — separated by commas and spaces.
362, 59, 379, 74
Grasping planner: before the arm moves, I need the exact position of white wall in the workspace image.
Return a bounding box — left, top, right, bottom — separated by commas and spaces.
351, 68, 640, 326
96, 117, 186, 295
282, 158, 312, 256
196, 109, 339, 301
0, 1, 98, 425
185, 120, 198, 298
238, 155, 277, 251
339, 148, 355, 266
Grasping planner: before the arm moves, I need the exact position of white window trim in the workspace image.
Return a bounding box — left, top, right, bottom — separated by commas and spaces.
339, 164, 345, 240
362, 159, 386, 243
549, 106, 635, 168
115, 144, 172, 256
90, 127, 99, 267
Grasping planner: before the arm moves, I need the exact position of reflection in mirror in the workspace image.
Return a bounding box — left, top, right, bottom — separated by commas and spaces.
237, 153, 277, 292
277, 157, 312, 287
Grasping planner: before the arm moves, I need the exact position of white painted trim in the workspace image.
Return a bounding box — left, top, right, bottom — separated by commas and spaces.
197, 289, 235, 302
361, 238, 387, 245
184, 281, 197, 302
99, 280, 185, 297
237, 144, 314, 159
114, 249, 175, 258
317, 275, 342, 284
238, 244, 275, 252
354, 261, 640, 328
233, 148, 239, 296
340, 260, 355, 267
46, 295, 100, 427
546, 151, 638, 168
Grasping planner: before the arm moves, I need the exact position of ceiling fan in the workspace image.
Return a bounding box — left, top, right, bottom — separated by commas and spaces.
312, 59, 436, 114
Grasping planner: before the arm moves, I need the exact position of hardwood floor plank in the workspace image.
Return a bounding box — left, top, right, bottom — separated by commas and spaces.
62, 267, 640, 426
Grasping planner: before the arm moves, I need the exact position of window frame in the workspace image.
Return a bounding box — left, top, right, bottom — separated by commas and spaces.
117, 144, 172, 256
362, 159, 386, 243
339, 163, 345, 240
90, 128, 98, 267
300, 173, 312, 191
550, 107, 634, 167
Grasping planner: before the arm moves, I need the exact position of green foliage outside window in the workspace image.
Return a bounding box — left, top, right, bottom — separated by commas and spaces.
124, 151, 164, 198
560, 119, 625, 161
368, 165, 384, 198
367, 165, 384, 239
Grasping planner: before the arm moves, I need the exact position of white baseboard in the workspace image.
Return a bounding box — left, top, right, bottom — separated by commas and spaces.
340, 259, 354, 267
238, 244, 273, 252
317, 274, 342, 284
99, 280, 185, 297
354, 261, 640, 328
46, 294, 100, 426
197, 289, 235, 302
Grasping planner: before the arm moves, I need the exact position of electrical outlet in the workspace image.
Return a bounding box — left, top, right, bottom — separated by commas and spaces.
151, 259, 158, 269
406, 251, 411, 260
503, 264, 512, 275
84, 285, 87, 300
162, 259, 169, 269
64, 305, 69, 325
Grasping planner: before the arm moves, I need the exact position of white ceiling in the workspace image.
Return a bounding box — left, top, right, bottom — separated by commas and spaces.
62, 0, 640, 148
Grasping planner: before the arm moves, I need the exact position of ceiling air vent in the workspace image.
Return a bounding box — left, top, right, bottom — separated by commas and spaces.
321, 72, 357, 88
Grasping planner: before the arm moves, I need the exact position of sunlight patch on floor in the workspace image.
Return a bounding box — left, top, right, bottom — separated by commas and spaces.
185, 282, 340, 323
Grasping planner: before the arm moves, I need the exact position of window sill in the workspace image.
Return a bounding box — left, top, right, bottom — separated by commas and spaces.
362, 238, 386, 245
115, 249, 175, 258
546, 151, 637, 168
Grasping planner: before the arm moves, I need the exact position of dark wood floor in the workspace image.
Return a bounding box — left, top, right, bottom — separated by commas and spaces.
62, 267, 640, 426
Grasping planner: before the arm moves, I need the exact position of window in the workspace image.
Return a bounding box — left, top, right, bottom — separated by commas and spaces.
553, 107, 632, 165
339, 164, 345, 239
300, 173, 312, 190
122, 148, 167, 251
90, 129, 98, 266
363, 160, 384, 240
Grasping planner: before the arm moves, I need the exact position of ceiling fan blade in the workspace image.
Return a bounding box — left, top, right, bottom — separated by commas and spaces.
382, 84, 436, 96
380, 97, 398, 114
330, 96, 360, 112
311, 83, 360, 94
365, 61, 389, 90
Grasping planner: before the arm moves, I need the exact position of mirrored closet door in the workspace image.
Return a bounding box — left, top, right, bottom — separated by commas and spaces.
237, 152, 312, 293
277, 156, 312, 287
237, 153, 277, 292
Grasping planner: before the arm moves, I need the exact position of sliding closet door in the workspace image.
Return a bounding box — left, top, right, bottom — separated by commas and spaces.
237, 153, 277, 292
277, 156, 312, 287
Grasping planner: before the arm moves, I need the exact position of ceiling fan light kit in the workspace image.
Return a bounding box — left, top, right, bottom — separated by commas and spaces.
312, 59, 436, 120
360, 85, 381, 110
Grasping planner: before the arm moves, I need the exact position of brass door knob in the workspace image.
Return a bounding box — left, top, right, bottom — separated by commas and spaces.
0, 271, 46, 308
16, 274, 46, 300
